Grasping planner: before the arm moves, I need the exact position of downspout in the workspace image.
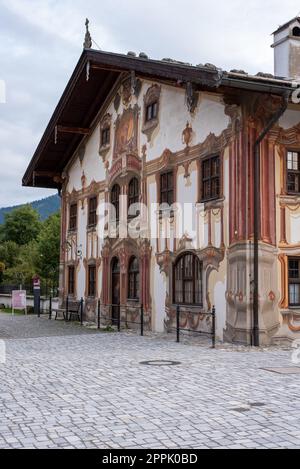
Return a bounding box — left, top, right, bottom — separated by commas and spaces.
252, 91, 290, 347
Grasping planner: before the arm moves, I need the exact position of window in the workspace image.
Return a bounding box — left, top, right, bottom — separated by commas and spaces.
128, 177, 140, 218
128, 257, 140, 300
69, 203, 77, 231
289, 258, 300, 307
88, 265, 96, 297
173, 253, 202, 305
293, 26, 300, 37
101, 127, 110, 146
287, 151, 300, 194
111, 184, 120, 222
88, 197, 97, 227
146, 102, 158, 122
160, 171, 174, 206
68, 266, 75, 296
201, 155, 221, 201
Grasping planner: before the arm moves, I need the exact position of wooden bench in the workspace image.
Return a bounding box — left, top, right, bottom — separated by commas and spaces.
53, 300, 82, 322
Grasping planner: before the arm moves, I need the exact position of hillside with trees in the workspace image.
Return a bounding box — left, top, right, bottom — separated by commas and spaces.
0, 194, 60, 224
0, 205, 60, 293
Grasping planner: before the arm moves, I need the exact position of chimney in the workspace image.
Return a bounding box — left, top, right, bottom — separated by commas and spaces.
272, 17, 300, 80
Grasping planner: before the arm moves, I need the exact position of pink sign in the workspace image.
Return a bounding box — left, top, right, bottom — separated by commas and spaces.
12, 291, 26, 310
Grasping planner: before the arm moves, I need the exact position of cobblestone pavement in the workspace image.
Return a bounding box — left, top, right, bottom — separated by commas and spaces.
0, 313, 300, 449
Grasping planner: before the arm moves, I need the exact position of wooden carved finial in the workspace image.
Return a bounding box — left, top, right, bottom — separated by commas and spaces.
83, 18, 92, 49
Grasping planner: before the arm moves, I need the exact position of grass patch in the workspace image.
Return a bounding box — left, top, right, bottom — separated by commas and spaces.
0, 308, 27, 315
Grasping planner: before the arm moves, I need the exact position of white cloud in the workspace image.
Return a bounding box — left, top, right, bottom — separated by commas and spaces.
1, 0, 300, 207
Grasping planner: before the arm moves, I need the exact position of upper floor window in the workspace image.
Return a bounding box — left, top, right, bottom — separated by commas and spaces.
128, 257, 140, 300
69, 203, 77, 231
160, 171, 174, 207
128, 177, 140, 218
111, 184, 120, 222
173, 253, 202, 306
88, 197, 97, 227
68, 266, 75, 296
146, 102, 158, 122
101, 127, 110, 146
287, 151, 300, 194
88, 265, 96, 297
289, 258, 300, 307
201, 155, 221, 202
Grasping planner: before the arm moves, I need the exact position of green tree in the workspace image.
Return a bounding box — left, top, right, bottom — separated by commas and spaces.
2, 241, 38, 286
35, 212, 61, 286
2, 205, 41, 246
0, 241, 20, 269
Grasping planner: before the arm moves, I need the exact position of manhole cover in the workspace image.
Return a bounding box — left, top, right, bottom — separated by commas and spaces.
261, 367, 300, 375
140, 360, 181, 367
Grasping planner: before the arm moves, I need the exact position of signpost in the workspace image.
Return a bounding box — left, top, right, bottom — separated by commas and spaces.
33, 275, 41, 317
12, 290, 27, 316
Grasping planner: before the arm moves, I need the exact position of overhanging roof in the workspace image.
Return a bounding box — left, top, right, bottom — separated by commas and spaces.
23, 48, 296, 190
23, 49, 222, 189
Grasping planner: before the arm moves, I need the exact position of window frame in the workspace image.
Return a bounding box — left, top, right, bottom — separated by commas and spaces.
128, 177, 140, 219
88, 196, 97, 228
288, 257, 300, 307
286, 150, 300, 195
160, 171, 174, 207
88, 265, 96, 298
201, 154, 221, 202
128, 256, 140, 301
111, 184, 121, 223
68, 266, 75, 296
145, 101, 158, 123
173, 252, 203, 306
69, 203, 78, 232
101, 126, 110, 147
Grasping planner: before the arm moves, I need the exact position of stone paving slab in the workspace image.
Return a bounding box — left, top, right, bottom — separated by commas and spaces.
0, 313, 300, 449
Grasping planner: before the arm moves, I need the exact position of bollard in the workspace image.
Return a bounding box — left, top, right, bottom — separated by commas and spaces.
212, 306, 216, 349
66, 296, 69, 322
176, 305, 180, 343
97, 299, 101, 330
141, 304, 144, 337
117, 305, 121, 332
80, 298, 84, 326
49, 295, 52, 320
38, 296, 41, 318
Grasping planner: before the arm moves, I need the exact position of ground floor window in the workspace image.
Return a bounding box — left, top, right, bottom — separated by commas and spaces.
68, 266, 75, 296
289, 258, 300, 307
173, 253, 202, 305
88, 265, 96, 297
128, 257, 140, 300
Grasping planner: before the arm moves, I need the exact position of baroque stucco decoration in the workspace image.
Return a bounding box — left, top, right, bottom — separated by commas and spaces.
185, 82, 199, 114
142, 84, 161, 142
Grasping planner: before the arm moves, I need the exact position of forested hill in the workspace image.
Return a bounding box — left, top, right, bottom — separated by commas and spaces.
0, 194, 60, 224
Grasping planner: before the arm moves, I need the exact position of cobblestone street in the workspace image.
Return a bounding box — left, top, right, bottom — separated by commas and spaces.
0, 313, 300, 449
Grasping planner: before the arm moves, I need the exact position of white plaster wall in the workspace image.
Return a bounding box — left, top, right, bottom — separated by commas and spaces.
274, 41, 290, 78
290, 213, 300, 244
279, 109, 300, 129
214, 280, 226, 340
152, 262, 167, 332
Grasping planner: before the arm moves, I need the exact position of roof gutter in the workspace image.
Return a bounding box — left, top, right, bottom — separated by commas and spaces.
252, 90, 291, 347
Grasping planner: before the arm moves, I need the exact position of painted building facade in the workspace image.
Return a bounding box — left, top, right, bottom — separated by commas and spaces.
23, 18, 300, 344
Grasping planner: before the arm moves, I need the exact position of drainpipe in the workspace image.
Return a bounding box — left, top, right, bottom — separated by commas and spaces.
253, 91, 290, 347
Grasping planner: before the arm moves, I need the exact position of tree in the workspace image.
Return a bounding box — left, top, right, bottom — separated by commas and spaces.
35, 212, 61, 286
0, 241, 20, 269
2, 205, 41, 246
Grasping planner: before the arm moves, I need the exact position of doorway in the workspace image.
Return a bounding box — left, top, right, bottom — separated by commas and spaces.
111, 257, 120, 325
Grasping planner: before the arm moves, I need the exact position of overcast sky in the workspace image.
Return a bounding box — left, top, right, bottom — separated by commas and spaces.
0, 0, 300, 208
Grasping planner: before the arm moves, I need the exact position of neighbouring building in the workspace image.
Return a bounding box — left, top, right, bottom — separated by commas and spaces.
23, 17, 300, 345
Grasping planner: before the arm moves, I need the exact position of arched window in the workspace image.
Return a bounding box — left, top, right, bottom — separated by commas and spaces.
293, 26, 300, 37
173, 253, 202, 305
111, 184, 120, 222
128, 257, 140, 300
